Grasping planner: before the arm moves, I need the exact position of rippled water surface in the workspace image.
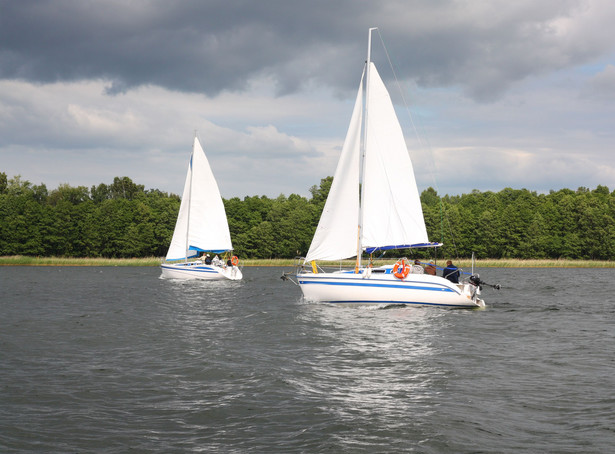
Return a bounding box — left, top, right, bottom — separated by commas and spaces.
1, 266, 614, 453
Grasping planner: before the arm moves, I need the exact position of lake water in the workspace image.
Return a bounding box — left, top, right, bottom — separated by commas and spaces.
1, 266, 614, 453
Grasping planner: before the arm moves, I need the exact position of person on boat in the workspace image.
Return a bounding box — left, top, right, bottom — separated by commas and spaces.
212, 255, 222, 266
411, 259, 424, 274
204, 254, 212, 265
443, 260, 460, 283
425, 260, 437, 276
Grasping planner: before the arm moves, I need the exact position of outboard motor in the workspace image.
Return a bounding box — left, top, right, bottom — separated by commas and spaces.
469, 273, 483, 289
470, 273, 501, 290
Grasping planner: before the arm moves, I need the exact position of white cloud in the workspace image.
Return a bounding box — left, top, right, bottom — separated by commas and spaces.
1, 0, 615, 198
0, 79, 348, 198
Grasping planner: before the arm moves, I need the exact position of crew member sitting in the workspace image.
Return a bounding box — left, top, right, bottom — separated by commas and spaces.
411, 259, 424, 274
425, 260, 437, 275
443, 260, 460, 283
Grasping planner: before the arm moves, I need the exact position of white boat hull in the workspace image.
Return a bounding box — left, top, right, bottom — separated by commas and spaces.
160, 262, 242, 281
297, 268, 483, 308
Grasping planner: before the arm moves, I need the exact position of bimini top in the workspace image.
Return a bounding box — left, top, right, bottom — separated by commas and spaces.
365, 242, 443, 254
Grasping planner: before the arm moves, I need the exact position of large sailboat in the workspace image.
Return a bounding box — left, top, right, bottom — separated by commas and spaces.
293, 28, 485, 308
160, 135, 242, 281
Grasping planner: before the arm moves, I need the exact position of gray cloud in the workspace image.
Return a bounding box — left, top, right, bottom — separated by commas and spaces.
587, 64, 615, 100
2, 0, 613, 101
2, 0, 615, 198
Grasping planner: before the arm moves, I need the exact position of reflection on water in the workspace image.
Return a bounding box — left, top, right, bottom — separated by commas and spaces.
2, 266, 614, 453
293, 303, 447, 432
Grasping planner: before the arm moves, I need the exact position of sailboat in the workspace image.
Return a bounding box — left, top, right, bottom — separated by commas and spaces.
293, 28, 484, 308
160, 135, 242, 281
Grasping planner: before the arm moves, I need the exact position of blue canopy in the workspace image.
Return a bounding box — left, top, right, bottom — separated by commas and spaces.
365, 242, 442, 254
189, 246, 230, 254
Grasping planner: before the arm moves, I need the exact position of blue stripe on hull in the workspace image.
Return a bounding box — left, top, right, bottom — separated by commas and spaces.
297, 274, 478, 307
161, 265, 218, 274
299, 279, 456, 293
316, 300, 474, 308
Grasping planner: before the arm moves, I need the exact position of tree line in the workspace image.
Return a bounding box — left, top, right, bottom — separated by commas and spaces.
1, 171, 613, 260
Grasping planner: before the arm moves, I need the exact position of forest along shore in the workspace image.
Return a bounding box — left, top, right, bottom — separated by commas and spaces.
1, 256, 615, 268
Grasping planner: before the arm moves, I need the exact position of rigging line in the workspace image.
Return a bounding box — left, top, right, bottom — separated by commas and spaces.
373, 30, 441, 193
375, 30, 461, 256
373, 30, 446, 239
368, 31, 426, 240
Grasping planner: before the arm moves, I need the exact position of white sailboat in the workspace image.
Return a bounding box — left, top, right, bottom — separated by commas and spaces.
160, 135, 242, 281
294, 28, 484, 308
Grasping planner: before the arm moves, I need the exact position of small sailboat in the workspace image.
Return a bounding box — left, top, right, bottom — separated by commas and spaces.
292, 28, 486, 307
160, 135, 242, 281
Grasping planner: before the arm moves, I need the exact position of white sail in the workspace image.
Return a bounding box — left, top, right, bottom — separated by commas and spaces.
165, 137, 232, 261
361, 62, 428, 250
304, 74, 363, 262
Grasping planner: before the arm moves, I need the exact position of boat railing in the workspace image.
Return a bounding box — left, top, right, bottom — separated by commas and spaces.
293, 256, 307, 271
289, 257, 353, 275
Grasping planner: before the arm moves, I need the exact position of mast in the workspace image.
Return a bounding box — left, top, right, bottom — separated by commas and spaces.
184, 133, 196, 262
356, 27, 377, 272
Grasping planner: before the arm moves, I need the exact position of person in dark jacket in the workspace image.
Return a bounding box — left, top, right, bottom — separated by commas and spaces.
442, 260, 460, 283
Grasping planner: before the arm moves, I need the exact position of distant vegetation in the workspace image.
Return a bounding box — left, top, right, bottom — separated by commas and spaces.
1, 171, 614, 260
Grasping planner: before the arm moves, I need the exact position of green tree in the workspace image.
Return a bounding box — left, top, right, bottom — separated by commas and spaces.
109, 177, 145, 200
309, 176, 333, 207
0, 172, 7, 194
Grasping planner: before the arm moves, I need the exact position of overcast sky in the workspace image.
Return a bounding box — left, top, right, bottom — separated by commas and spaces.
1, 0, 614, 199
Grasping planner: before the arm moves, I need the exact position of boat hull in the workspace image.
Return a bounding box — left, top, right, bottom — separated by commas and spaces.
297, 269, 483, 308
160, 262, 242, 281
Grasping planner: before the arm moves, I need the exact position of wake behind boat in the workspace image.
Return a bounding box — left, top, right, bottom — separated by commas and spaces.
287, 28, 495, 308
160, 135, 242, 281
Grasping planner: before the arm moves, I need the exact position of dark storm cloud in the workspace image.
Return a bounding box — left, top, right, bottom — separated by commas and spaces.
2, 0, 610, 101
0, 0, 362, 96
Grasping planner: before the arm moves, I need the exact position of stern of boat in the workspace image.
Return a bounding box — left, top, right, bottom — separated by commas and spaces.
459, 279, 485, 308
222, 265, 243, 281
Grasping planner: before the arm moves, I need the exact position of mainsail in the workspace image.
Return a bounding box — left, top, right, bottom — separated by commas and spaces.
361, 62, 428, 251
304, 75, 363, 262
165, 137, 232, 261
304, 61, 428, 263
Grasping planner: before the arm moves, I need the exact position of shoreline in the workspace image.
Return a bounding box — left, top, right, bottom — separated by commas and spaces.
1, 256, 614, 268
